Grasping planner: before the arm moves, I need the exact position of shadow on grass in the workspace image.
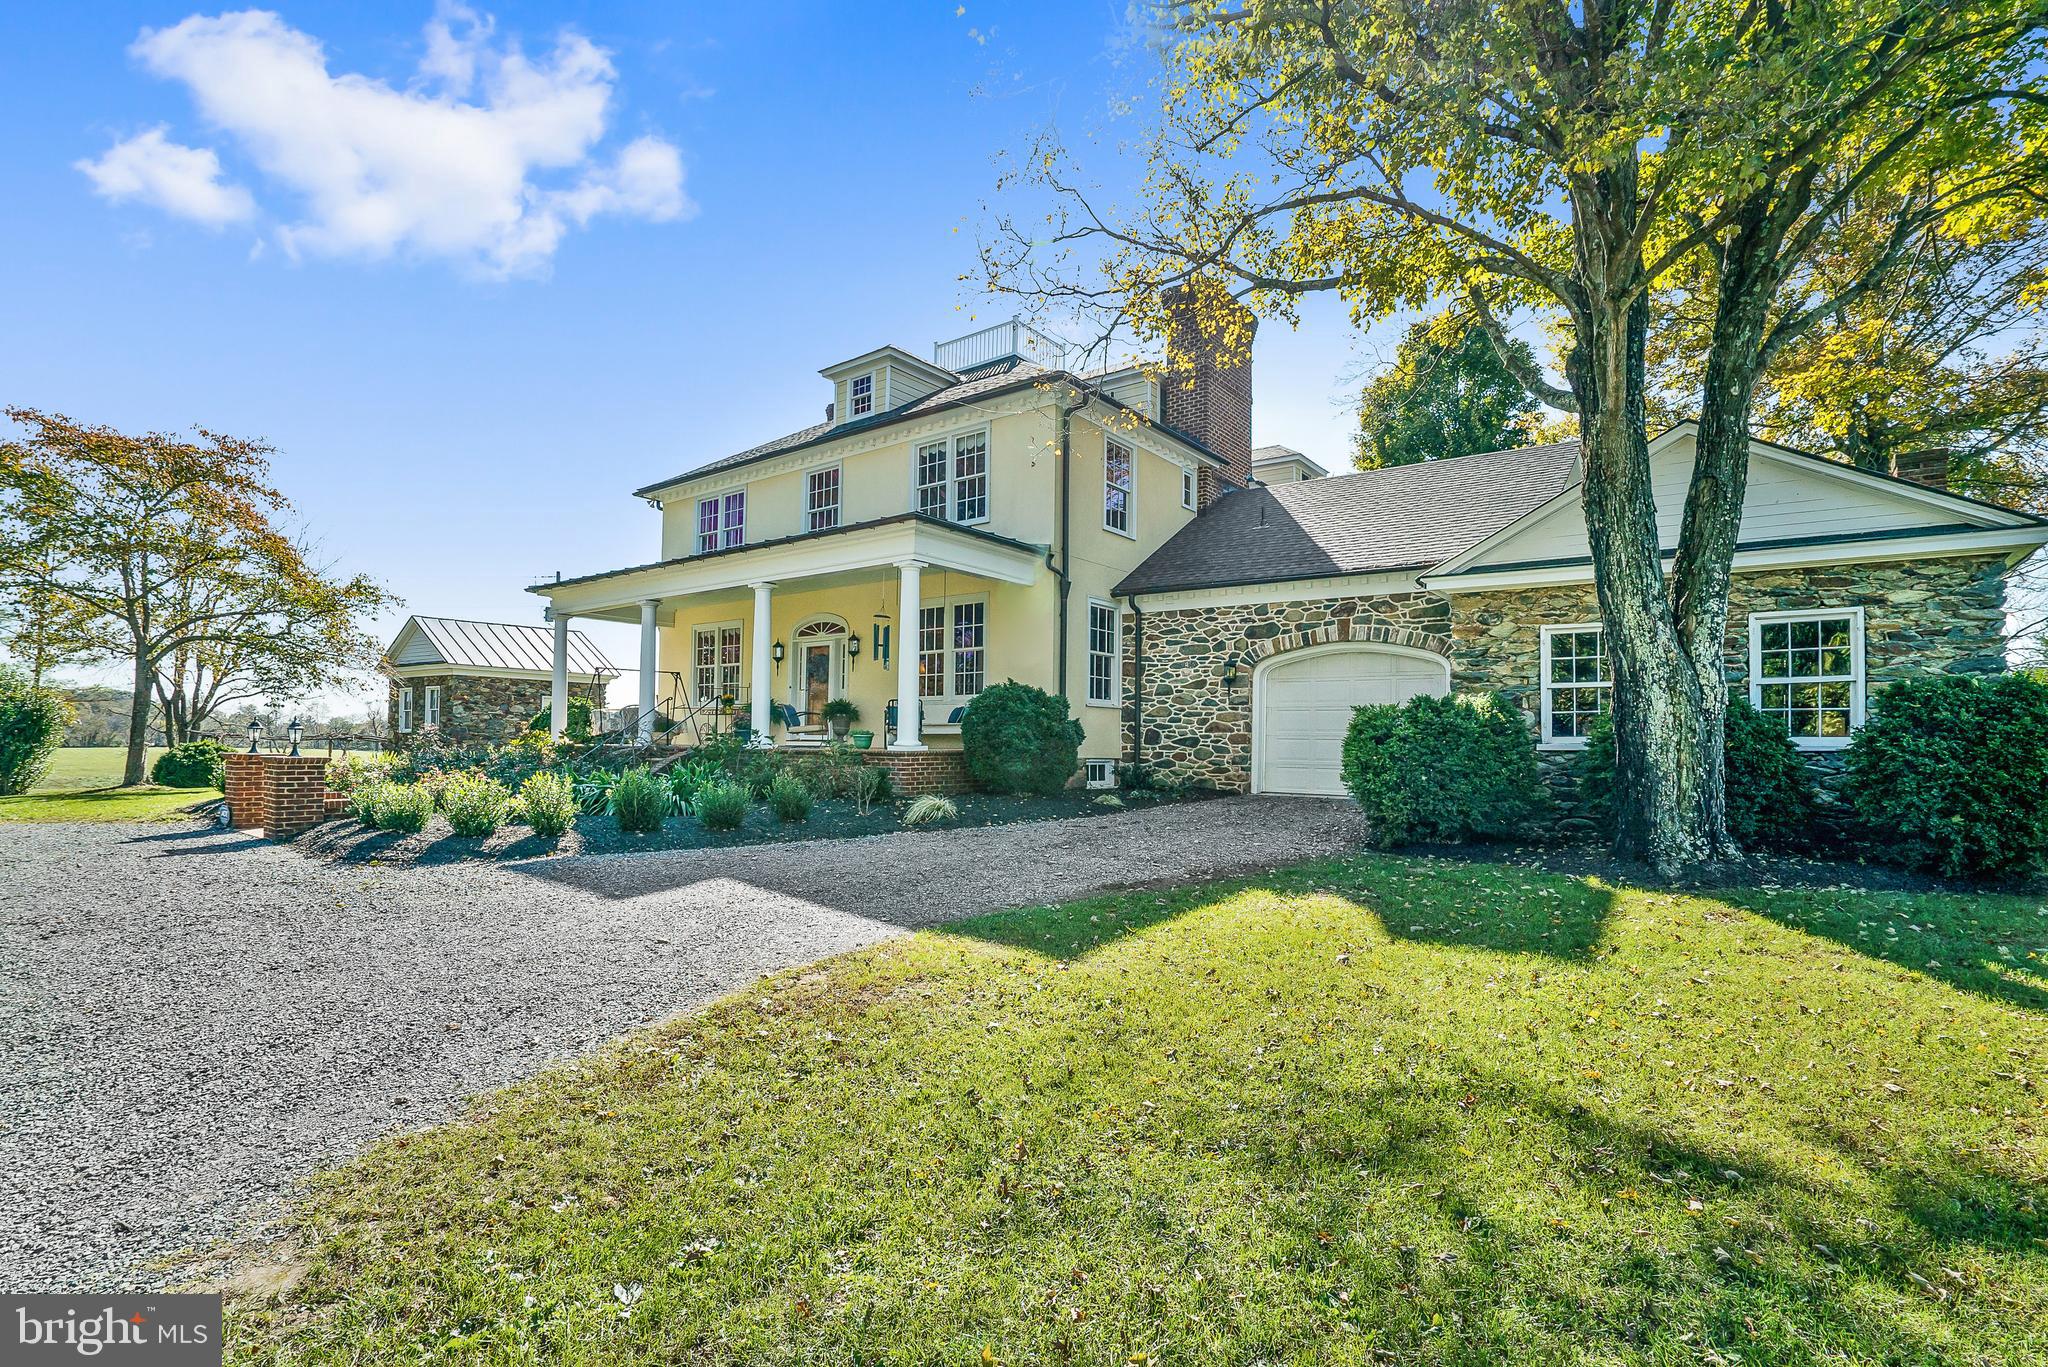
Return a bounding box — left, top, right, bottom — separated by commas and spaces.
1713, 885, 2048, 1014
940, 855, 1615, 963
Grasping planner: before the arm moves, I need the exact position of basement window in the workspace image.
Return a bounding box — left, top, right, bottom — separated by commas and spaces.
1084, 758, 1117, 789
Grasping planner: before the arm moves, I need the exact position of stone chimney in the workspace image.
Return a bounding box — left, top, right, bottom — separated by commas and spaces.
1890, 447, 1951, 491
1159, 285, 1256, 496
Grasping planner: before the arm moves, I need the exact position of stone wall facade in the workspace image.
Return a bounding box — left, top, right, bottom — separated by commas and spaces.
1125, 591, 1451, 790
388, 673, 605, 748
1129, 555, 2011, 794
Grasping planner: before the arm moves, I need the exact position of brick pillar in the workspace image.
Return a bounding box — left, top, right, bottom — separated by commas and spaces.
223, 753, 332, 836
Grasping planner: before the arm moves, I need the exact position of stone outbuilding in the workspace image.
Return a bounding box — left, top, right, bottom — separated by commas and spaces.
383, 615, 616, 747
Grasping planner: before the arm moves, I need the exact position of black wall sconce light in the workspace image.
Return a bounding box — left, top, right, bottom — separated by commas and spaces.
771, 641, 785, 665
846, 634, 861, 660
1222, 658, 1241, 691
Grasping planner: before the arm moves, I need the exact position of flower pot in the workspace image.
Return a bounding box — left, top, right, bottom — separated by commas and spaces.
849, 729, 874, 749
828, 717, 850, 740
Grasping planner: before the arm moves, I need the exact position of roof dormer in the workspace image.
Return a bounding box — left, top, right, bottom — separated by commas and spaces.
820, 346, 957, 426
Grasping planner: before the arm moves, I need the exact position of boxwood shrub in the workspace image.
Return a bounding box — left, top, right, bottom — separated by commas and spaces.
961, 681, 1083, 795
518, 771, 578, 838
1841, 673, 2048, 880
1341, 692, 1546, 848
1573, 695, 1814, 851
0, 668, 72, 795
151, 739, 226, 790
442, 773, 512, 837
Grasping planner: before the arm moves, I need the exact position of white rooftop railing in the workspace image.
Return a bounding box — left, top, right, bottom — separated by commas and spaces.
933, 318, 1073, 373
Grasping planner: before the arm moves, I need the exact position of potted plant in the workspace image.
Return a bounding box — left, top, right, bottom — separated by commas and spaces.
848, 727, 874, 750
820, 698, 860, 740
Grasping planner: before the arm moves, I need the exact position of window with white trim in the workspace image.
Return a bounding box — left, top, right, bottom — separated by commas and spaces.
917, 598, 988, 698
1539, 624, 1610, 748
953, 431, 989, 523
952, 600, 985, 696
696, 491, 745, 553
1104, 438, 1134, 535
915, 440, 948, 518
423, 685, 441, 729
912, 430, 989, 525
693, 623, 742, 702
806, 466, 841, 531
1086, 600, 1120, 705
396, 686, 413, 733
1084, 758, 1117, 789
1181, 465, 1197, 511
1750, 608, 1863, 746
848, 372, 874, 417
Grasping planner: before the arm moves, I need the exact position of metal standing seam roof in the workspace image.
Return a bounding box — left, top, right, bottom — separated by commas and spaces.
400, 616, 619, 677
1114, 440, 1584, 596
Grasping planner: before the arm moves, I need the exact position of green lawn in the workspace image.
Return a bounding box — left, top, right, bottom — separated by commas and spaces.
0, 745, 218, 822
228, 856, 2047, 1365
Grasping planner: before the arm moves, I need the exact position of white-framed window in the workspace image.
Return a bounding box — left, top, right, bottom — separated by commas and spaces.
1749, 607, 1865, 748
1539, 623, 1610, 749
806, 465, 841, 532
1181, 465, 1197, 511
693, 622, 743, 703
1084, 758, 1117, 789
953, 431, 989, 523
422, 685, 441, 729
912, 430, 990, 525
1086, 599, 1120, 706
695, 491, 744, 553
396, 686, 414, 733
917, 596, 988, 698
915, 439, 948, 518
1104, 438, 1134, 536
848, 372, 874, 418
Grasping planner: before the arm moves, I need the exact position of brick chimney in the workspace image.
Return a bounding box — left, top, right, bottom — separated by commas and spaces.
1159, 285, 1255, 496
1890, 447, 1951, 491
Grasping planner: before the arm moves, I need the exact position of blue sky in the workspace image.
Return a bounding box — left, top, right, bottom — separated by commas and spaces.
0, 1, 1385, 711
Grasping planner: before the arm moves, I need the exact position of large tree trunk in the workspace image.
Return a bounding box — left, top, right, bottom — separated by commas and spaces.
1672, 215, 1778, 859
1572, 295, 1712, 875
124, 653, 153, 787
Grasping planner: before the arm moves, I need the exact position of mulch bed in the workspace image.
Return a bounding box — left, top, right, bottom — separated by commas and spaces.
289, 791, 1185, 866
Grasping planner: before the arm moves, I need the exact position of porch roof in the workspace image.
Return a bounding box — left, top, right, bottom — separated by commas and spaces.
530, 513, 1047, 620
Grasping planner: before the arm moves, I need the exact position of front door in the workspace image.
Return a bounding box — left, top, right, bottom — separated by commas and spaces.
801, 642, 833, 719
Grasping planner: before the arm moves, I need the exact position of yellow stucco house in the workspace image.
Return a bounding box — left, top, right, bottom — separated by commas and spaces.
529, 313, 1242, 790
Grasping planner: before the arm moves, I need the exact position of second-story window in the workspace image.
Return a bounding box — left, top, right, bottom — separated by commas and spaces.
912, 431, 989, 525
849, 373, 874, 417
953, 432, 988, 523
807, 466, 841, 531
1104, 438, 1134, 536
696, 492, 745, 553
916, 440, 948, 518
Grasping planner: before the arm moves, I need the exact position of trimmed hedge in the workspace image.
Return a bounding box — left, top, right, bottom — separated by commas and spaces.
151, 739, 227, 790
1342, 692, 1546, 848
1842, 674, 2048, 880
0, 668, 72, 795
960, 682, 1083, 796
1573, 696, 1814, 852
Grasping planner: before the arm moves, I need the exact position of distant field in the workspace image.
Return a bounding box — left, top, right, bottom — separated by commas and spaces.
38, 746, 171, 791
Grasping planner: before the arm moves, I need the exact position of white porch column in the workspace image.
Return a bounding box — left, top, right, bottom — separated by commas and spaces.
637, 599, 659, 743
549, 610, 571, 739
749, 581, 774, 744
892, 559, 925, 751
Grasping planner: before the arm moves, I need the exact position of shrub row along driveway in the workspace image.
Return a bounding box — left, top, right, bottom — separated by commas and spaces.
0, 797, 1363, 1292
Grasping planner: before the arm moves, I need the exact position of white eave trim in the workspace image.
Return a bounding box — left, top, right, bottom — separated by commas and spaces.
384, 663, 614, 683
1420, 525, 2048, 592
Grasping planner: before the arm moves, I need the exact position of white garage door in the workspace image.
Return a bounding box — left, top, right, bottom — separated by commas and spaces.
1254, 645, 1450, 796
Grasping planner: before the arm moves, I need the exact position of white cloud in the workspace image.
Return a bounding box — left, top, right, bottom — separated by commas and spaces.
84, 6, 692, 277
75, 126, 256, 226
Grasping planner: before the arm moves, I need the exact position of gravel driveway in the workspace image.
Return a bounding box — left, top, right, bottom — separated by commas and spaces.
0, 797, 1362, 1292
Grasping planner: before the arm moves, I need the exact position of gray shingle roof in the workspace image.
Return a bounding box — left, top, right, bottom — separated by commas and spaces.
394, 616, 619, 677
1115, 440, 1582, 595
634, 360, 1062, 497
